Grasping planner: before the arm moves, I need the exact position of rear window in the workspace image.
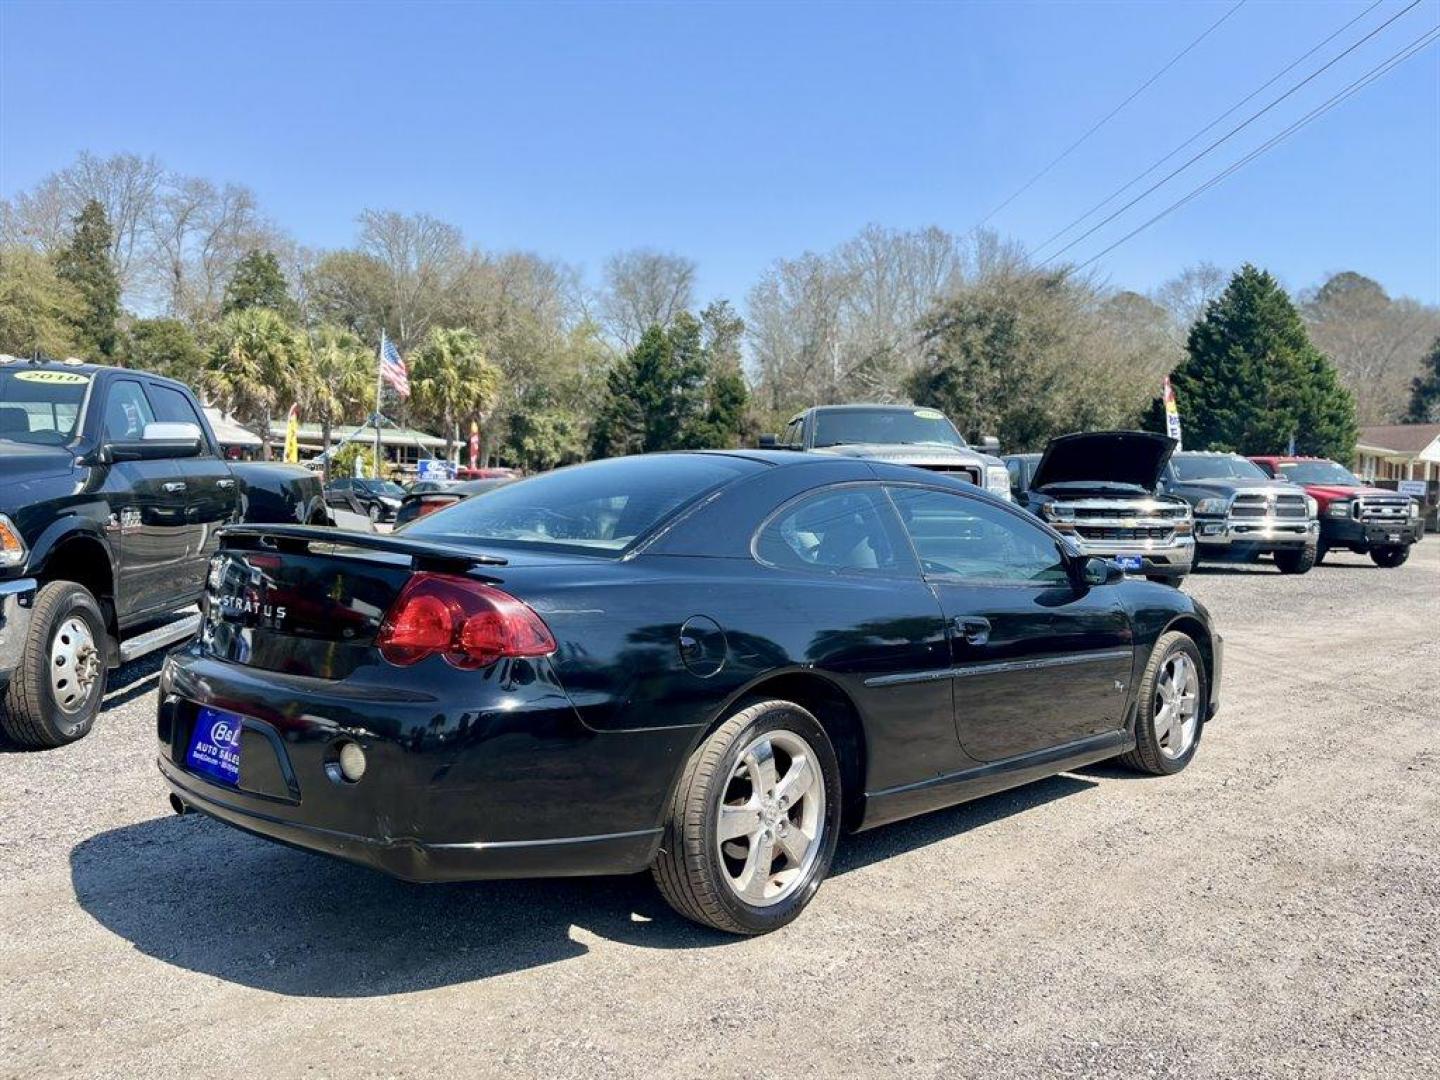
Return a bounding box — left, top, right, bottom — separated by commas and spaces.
407, 453, 759, 555
0, 368, 90, 445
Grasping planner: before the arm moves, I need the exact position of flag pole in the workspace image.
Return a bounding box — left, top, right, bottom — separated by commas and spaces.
374, 330, 385, 479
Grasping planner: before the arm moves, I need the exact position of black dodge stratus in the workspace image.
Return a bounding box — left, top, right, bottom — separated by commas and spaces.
158, 450, 1221, 934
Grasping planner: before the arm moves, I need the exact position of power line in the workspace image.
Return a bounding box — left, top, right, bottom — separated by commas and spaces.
1028, 0, 1387, 259
1040, 0, 1425, 266
1069, 24, 1440, 273
973, 0, 1247, 228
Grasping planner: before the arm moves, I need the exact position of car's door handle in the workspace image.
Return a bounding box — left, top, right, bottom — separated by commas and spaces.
216, 478, 235, 489
953, 616, 991, 646
163, 481, 187, 494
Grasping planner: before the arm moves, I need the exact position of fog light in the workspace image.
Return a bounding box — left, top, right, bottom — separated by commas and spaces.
336, 740, 367, 783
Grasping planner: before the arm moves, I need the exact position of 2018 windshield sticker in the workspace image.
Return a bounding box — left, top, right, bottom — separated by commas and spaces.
913, 408, 944, 419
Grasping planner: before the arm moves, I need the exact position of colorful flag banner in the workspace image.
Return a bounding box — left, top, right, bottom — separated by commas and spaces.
1162, 376, 1182, 449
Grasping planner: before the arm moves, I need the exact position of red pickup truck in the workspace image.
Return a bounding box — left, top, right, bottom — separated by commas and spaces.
1249, 456, 1423, 568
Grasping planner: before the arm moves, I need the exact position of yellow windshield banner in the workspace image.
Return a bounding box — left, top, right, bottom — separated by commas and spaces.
13, 370, 91, 385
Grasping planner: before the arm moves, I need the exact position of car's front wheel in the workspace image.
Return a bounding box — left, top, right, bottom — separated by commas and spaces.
0, 581, 108, 748
1370, 545, 1410, 568
1118, 630, 1205, 776
653, 699, 841, 934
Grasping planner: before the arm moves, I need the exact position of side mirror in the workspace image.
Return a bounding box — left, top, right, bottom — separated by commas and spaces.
1080, 556, 1124, 587
104, 422, 202, 462
976, 434, 1001, 455
758, 433, 779, 449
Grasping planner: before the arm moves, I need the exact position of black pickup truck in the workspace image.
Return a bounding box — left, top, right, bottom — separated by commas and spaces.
0, 361, 329, 747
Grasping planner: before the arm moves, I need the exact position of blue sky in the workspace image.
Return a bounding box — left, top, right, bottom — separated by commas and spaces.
2, 0, 1437, 305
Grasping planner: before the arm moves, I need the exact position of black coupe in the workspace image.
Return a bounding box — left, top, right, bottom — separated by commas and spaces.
158, 451, 1222, 934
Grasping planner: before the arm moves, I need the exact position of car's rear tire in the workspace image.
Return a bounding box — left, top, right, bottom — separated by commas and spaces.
1117, 631, 1205, 777
0, 581, 108, 749
367, 503, 381, 524
1370, 545, 1410, 568
1273, 544, 1316, 575
652, 698, 842, 935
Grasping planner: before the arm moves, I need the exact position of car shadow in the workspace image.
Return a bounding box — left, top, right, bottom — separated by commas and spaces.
69, 773, 1094, 997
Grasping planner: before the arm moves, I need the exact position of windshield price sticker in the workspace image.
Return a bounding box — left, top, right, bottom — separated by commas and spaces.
14, 370, 91, 385
913, 408, 945, 419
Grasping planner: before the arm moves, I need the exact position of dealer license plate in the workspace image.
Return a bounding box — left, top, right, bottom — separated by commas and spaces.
186, 705, 243, 786
1388, 533, 1401, 543
1115, 556, 1143, 571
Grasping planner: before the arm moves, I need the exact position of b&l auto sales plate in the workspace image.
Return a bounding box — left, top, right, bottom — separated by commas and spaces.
186, 705, 243, 786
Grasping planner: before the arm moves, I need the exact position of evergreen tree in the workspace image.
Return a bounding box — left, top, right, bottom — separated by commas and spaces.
1170, 265, 1357, 458
221, 249, 298, 321
0, 247, 84, 359
589, 312, 719, 458
54, 200, 121, 359
1404, 337, 1440, 423
122, 319, 206, 384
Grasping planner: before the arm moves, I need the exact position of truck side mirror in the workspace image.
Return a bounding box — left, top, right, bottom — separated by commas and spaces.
758, 433, 778, 449
104, 422, 202, 462
977, 435, 1000, 455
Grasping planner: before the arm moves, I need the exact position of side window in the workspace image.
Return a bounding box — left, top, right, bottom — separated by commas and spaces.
146, 384, 211, 454
887, 486, 1068, 585
755, 487, 915, 576
102, 379, 155, 442
783, 420, 804, 450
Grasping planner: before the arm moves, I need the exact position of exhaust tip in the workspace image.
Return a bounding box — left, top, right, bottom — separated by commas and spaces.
169, 793, 190, 816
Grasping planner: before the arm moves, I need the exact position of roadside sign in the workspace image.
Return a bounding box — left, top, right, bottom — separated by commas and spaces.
419, 458, 456, 481
1397, 479, 1426, 498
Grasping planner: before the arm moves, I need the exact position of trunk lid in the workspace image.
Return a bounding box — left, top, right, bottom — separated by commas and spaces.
1032, 431, 1176, 492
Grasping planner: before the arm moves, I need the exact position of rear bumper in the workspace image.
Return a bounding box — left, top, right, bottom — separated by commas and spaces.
0, 577, 38, 685
160, 758, 661, 881
155, 648, 684, 882
1320, 518, 1421, 550
1194, 518, 1317, 550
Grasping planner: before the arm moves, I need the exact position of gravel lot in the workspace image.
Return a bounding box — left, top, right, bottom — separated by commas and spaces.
2, 541, 1437, 1079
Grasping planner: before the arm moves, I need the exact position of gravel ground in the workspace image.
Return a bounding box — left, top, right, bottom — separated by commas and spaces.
1, 541, 1437, 1079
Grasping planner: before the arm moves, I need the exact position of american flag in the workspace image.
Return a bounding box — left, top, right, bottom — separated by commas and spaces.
380, 335, 410, 398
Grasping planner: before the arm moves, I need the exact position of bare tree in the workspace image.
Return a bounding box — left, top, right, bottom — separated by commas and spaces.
599, 248, 696, 348
1151, 262, 1227, 345
1302, 271, 1440, 423
147, 177, 275, 321
356, 209, 466, 349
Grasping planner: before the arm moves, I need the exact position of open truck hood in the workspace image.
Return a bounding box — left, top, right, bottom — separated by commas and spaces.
1032, 431, 1176, 492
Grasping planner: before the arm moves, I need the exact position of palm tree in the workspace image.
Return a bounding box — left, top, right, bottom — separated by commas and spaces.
409, 327, 501, 459
205, 307, 308, 459
309, 325, 374, 476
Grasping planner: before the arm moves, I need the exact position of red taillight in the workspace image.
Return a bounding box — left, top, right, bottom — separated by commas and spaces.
416, 495, 459, 518
377, 572, 556, 669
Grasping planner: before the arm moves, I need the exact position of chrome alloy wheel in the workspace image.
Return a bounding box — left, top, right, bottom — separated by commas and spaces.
716, 730, 826, 907
1154, 652, 1200, 760
51, 615, 102, 714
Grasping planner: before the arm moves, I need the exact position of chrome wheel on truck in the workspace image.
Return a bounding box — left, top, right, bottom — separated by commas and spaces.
1, 581, 108, 748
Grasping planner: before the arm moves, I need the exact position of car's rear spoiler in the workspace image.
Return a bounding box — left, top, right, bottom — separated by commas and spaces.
218, 524, 508, 573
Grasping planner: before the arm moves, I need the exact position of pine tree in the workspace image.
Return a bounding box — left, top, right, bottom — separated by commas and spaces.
1170, 264, 1357, 458
1404, 337, 1440, 424
221, 249, 298, 321
54, 199, 121, 359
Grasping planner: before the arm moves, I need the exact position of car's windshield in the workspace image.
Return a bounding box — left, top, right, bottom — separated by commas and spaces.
1277, 461, 1362, 486
407, 454, 758, 554
1172, 455, 1268, 481
811, 408, 967, 449
357, 480, 405, 497
0, 368, 90, 445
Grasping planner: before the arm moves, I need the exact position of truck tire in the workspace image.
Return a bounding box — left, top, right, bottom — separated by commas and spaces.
1273, 544, 1316, 575
1314, 541, 1328, 565
1370, 545, 1409, 568
0, 581, 108, 748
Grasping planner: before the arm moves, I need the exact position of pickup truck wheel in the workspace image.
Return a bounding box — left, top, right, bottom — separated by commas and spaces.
1118, 631, 1205, 776
652, 699, 842, 935
1273, 544, 1316, 575
0, 581, 108, 748
1314, 541, 1328, 565
1370, 545, 1409, 568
